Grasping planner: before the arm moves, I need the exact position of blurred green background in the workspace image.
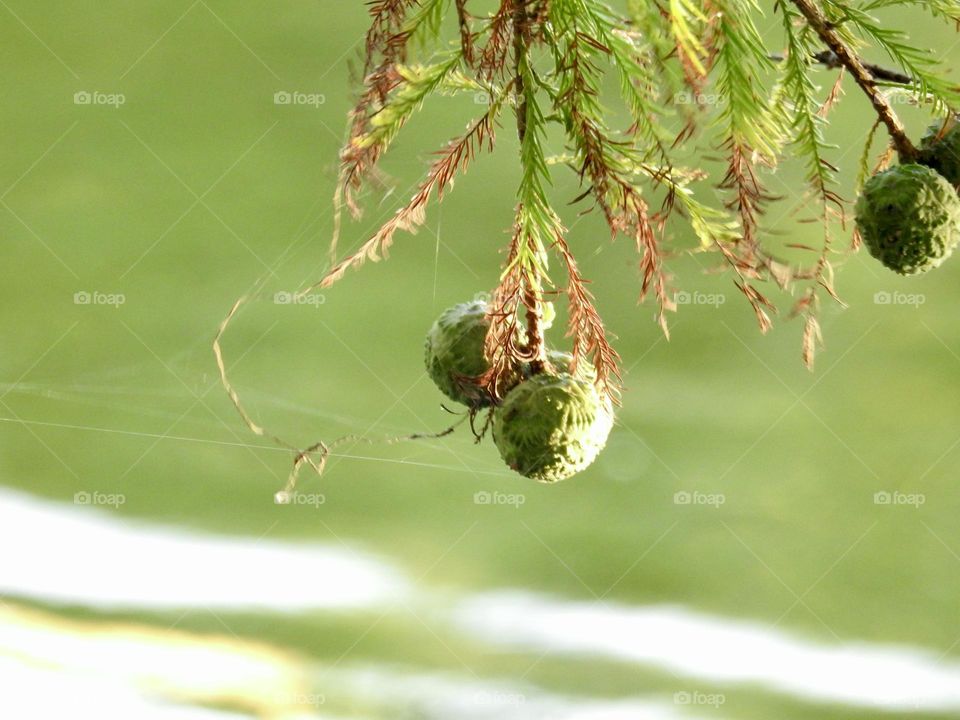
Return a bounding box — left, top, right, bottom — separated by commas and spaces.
1, 2, 959, 718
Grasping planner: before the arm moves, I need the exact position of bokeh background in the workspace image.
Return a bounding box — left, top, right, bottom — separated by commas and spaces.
2, 2, 959, 718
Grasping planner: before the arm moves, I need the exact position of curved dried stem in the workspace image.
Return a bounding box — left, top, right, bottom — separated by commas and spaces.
214, 292, 468, 497
552, 231, 622, 402
213, 294, 323, 480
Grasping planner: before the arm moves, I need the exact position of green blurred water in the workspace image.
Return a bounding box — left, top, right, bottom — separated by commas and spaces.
2, 2, 960, 718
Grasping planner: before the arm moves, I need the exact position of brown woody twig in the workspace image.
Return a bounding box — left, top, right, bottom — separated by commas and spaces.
788, 0, 917, 161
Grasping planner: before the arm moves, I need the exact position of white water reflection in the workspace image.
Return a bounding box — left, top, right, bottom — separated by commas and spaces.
327, 666, 717, 720
0, 488, 406, 610
0, 655, 256, 720
455, 591, 960, 712
1, 602, 699, 720
0, 603, 313, 719
3, 489, 958, 714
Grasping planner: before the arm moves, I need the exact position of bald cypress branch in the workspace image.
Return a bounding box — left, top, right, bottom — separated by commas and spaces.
788, 0, 917, 160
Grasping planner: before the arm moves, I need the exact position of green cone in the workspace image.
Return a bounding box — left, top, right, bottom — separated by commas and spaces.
855, 163, 960, 275
918, 120, 960, 187
527, 349, 597, 383
493, 373, 613, 483
425, 300, 518, 406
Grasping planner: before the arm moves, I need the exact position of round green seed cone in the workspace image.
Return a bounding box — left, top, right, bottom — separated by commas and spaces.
493, 373, 613, 483
918, 120, 960, 187
424, 300, 521, 406
855, 163, 960, 275
543, 349, 597, 383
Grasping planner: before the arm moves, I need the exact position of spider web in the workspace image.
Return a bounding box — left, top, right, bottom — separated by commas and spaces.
2, 193, 510, 496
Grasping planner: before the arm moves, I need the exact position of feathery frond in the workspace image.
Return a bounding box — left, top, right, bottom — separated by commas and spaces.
316, 0, 960, 389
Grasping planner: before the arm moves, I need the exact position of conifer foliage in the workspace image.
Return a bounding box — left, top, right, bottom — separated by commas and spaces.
316, 0, 960, 403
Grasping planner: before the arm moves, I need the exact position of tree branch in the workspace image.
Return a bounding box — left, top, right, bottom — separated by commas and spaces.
512, 0, 547, 373
769, 50, 914, 85
811, 50, 913, 85
512, 0, 529, 144
787, 0, 917, 160
455, 0, 475, 65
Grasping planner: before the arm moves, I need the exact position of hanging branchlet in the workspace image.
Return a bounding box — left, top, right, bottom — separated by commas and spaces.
479, 0, 555, 398
213, 0, 960, 489
338, 1, 423, 220
455, 0, 476, 65
552, 231, 622, 402
478, 0, 515, 81
775, 1, 845, 367
308, 0, 960, 390
364, 0, 420, 76
548, 2, 679, 336
315, 90, 504, 293
509, 0, 550, 372
339, 53, 463, 221
705, 0, 788, 331
627, 0, 716, 144
481, 226, 530, 399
